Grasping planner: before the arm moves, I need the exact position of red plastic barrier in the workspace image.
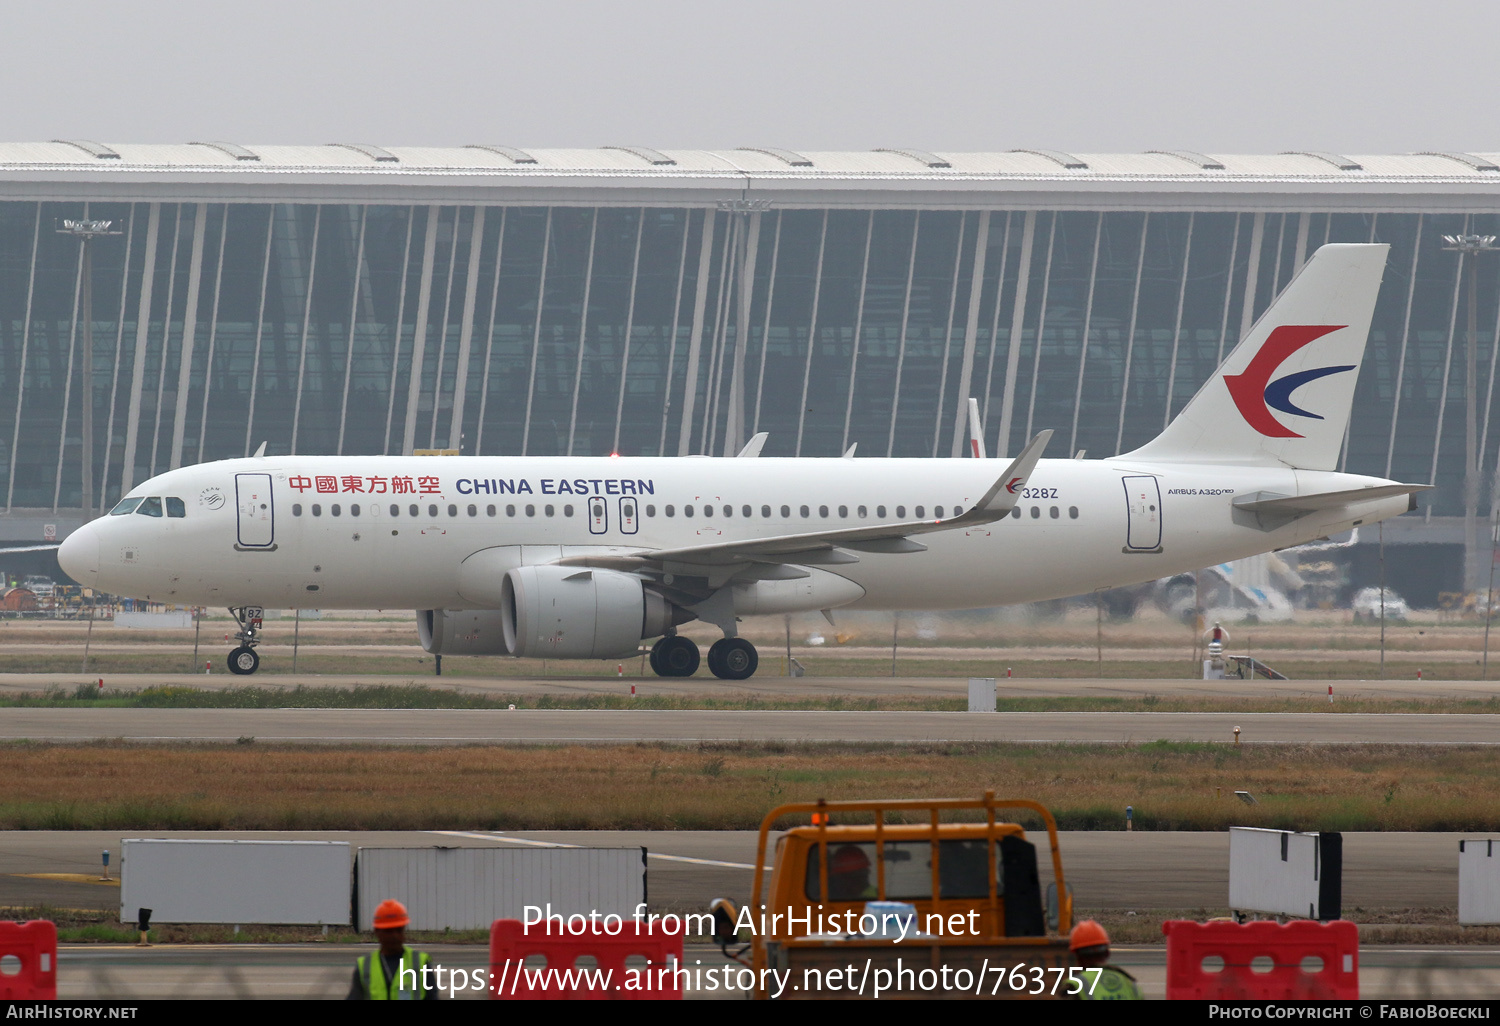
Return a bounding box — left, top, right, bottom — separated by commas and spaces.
489, 918, 684, 1000
1163, 919, 1358, 1000
0, 920, 57, 1000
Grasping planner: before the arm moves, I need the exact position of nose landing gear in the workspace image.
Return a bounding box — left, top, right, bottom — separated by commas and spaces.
226, 606, 264, 676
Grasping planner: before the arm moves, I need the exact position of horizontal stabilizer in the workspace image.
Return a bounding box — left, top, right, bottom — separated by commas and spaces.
1232, 483, 1428, 515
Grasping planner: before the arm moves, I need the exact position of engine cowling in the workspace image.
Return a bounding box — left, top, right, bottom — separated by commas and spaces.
501, 565, 681, 659
416, 609, 512, 655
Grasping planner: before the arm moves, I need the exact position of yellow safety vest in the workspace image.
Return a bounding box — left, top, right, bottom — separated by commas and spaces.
1079, 966, 1143, 1000
358, 949, 431, 1000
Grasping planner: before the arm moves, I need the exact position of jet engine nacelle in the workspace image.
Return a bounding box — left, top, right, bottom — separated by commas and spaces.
416, 609, 512, 655
501, 565, 682, 660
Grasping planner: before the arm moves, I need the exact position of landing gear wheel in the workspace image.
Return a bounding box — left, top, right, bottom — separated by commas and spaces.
707, 638, 758, 680
652, 635, 699, 677
227, 646, 260, 675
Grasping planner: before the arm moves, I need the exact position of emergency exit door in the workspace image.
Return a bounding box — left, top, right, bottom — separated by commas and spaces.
1122, 475, 1162, 553
235, 473, 275, 548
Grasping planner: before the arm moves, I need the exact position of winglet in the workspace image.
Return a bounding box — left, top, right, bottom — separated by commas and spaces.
959, 429, 1052, 523
967, 398, 986, 459
251, 441, 267, 458
736, 432, 768, 458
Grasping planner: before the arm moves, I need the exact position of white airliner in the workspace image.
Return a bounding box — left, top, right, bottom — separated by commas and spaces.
58, 244, 1422, 680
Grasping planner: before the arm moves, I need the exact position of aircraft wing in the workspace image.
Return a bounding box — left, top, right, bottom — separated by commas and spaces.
558, 431, 1052, 575
1232, 483, 1428, 515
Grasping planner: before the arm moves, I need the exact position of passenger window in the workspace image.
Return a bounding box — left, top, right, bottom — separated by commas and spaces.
935, 506, 944, 518
781, 505, 790, 518
428, 504, 439, 518
447, 504, 457, 517
857, 505, 867, 518
312, 504, 322, 517
166, 497, 186, 518
761, 505, 771, 518
953, 504, 964, 516
914, 506, 925, 518
1011, 507, 1021, 519
351, 504, 361, 517
800, 505, 810, 518
408, 504, 419, 517
685, 505, 694, 518
487, 505, 496, 516
506, 504, 516, 517
665, 505, 675, 517
563, 504, 574, 517
1069, 506, 1079, 519
876, 505, 886, 517
525, 504, 536, 517
1031, 506, 1041, 519
390, 504, 400, 517
646, 504, 656, 517
838, 505, 848, 518
136, 497, 164, 517
545, 504, 555, 517
1050, 506, 1059, 519
331, 504, 341, 517
467, 504, 477, 517
819, 505, 829, 518
743, 505, 753, 518
723, 505, 732, 518
110, 497, 143, 516
293, 504, 303, 517
896, 505, 906, 518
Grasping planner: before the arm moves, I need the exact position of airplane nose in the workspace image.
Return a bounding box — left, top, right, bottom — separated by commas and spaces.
58, 526, 99, 586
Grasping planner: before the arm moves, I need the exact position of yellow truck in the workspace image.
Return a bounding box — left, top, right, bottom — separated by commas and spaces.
711, 792, 1081, 1000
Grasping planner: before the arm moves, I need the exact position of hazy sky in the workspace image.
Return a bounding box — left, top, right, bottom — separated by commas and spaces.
3, 0, 1495, 155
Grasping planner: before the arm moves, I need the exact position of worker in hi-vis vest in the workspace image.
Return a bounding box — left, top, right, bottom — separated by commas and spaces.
348, 899, 438, 1000
1069, 919, 1143, 1000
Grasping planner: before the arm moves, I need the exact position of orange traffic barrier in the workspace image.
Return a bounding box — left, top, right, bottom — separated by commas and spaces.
489, 918, 683, 1000
0, 921, 57, 999
1163, 919, 1358, 1000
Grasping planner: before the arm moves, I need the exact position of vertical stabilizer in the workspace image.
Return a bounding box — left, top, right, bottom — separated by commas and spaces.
1122, 243, 1388, 470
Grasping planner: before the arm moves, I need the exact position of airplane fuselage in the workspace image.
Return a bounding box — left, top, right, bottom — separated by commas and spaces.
63, 454, 1410, 613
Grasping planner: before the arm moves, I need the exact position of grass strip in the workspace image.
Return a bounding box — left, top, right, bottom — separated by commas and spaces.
5, 683, 1500, 714
0, 739, 1497, 832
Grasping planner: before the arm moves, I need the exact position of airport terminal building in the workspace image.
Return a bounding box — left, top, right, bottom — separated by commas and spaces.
3, 141, 1500, 600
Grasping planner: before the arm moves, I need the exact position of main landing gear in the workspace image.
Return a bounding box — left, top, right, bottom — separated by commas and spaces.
648, 635, 759, 680
227, 606, 263, 676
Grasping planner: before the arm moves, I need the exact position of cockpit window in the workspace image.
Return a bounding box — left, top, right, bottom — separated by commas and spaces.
110, 497, 143, 516
165, 497, 186, 518
136, 497, 164, 517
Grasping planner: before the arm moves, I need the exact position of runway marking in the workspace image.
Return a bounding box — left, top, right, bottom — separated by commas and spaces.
427, 830, 770, 870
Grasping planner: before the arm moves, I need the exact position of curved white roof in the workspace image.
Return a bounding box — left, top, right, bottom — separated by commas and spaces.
5, 142, 1500, 207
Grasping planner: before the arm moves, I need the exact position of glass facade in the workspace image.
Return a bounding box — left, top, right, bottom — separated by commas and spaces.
2, 199, 1496, 518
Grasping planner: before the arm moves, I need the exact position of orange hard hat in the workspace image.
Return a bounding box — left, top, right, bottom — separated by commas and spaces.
373, 899, 410, 930
1069, 919, 1109, 951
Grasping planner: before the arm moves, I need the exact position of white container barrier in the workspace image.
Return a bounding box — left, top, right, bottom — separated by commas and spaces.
121, 839, 351, 925
113, 611, 193, 629
355, 846, 646, 932
967, 677, 996, 713
1458, 838, 1500, 924
1228, 826, 1342, 921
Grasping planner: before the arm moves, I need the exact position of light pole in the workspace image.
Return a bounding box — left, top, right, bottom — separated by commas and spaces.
1441, 233, 1498, 596
55, 218, 121, 519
